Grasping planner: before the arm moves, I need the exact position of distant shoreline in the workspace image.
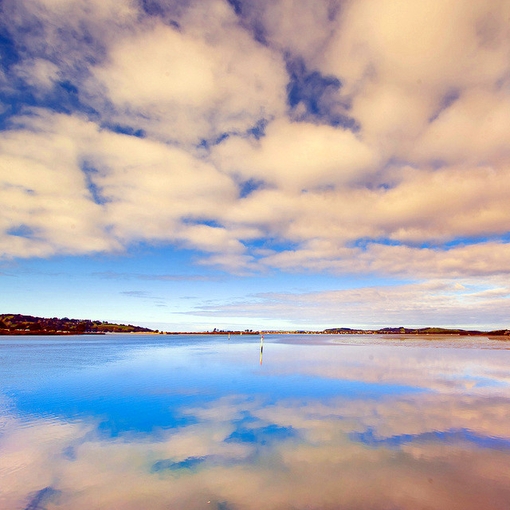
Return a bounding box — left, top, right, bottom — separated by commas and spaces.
2, 330, 510, 338
1, 313, 509, 337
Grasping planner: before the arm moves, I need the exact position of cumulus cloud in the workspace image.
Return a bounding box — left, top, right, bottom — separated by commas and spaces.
2, 0, 510, 321
213, 118, 376, 191
319, 0, 510, 145
0, 110, 256, 268
88, 1, 288, 145
0, 113, 116, 258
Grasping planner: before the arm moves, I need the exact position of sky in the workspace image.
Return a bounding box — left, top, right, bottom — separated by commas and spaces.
1, 0, 510, 331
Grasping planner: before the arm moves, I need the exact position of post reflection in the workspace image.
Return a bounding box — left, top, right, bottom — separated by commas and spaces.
0, 335, 509, 510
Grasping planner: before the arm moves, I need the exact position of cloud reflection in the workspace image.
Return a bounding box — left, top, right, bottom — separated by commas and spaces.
1, 397, 510, 508
1, 339, 510, 509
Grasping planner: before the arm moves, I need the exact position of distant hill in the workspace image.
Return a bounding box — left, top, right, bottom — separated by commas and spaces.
323, 326, 510, 336
0, 314, 155, 335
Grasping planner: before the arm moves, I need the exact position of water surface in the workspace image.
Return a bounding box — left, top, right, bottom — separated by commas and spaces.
1, 334, 509, 509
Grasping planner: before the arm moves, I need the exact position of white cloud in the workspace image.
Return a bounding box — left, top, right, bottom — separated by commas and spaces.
213, 118, 376, 191
2, 0, 510, 306
0, 111, 243, 261
3, 107, 510, 281
0, 113, 116, 258
413, 88, 510, 165
187, 278, 510, 329
13, 58, 60, 90
242, 0, 339, 61
89, 2, 288, 145
93, 23, 218, 108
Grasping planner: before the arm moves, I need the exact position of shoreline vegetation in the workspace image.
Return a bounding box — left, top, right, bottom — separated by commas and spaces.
0, 314, 509, 337
0, 314, 154, 336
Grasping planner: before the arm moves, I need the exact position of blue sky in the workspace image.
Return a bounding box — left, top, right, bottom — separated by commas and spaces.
1, 0, 510, 331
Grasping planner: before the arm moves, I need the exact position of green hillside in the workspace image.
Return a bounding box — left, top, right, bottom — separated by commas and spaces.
0, 314, 155, 335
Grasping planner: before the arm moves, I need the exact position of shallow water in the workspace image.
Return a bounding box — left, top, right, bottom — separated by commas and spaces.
1, 334, 509, 509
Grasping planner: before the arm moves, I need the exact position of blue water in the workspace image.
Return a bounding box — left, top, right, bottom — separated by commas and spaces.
1, 334, 510, 509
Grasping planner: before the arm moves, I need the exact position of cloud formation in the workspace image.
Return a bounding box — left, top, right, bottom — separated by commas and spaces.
1, 0, 510, 324
186, 278, 510, 328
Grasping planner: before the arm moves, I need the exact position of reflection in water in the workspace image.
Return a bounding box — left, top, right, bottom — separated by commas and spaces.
0, 334, 510, 509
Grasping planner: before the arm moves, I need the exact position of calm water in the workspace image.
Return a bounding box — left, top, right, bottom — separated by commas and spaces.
1, 334, 510, 510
